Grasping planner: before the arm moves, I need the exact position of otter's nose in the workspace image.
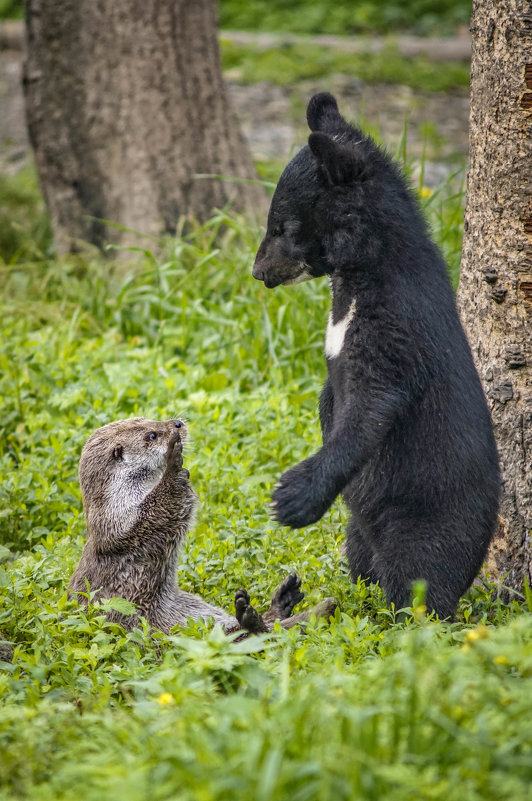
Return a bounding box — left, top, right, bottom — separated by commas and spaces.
171, 419, 186, 439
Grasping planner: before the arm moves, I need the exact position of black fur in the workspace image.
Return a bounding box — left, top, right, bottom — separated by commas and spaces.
253, 93, 500, 619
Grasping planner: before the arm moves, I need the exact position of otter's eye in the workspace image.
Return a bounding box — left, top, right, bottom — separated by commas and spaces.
149, 432, 157, 441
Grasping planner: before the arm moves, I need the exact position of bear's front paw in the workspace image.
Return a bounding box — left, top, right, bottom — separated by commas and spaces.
270, 459, 334, 529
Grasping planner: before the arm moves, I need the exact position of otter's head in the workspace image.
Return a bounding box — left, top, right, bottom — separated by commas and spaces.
79, 417, 190, 539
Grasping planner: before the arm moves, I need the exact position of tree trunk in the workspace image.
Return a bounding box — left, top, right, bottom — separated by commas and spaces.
458, 0, 532, 591
23, 0, 266, 253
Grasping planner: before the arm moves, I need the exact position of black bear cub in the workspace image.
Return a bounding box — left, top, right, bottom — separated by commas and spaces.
253, 93, 500, 619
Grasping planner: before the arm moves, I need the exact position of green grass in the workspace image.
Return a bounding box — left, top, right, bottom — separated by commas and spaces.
0, 145, 466, 284
0, 168, 53, 264
0, 191, 531, 799
220, 0, 471, 36
1, 0, 471, 33
221, 41, 470, 93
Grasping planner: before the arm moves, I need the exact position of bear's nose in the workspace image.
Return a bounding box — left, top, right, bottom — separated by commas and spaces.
173, 419, 184, 429
252, 262, 264, 281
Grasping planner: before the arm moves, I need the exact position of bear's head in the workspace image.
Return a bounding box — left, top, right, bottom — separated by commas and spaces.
252, 93, 402, 288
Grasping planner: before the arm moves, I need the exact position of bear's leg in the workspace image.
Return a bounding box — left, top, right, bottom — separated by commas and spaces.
319, 378, 335, 440
372, 527, 467, 620
345, 520, 379, 585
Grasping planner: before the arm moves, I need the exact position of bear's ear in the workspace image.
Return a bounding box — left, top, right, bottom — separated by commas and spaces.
306, 92, 342, 132
308, 131, 370, 185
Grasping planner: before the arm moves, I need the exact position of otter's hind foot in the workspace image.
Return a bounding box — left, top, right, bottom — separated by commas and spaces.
235, 589, 269, 634
264, 572, 304, 623
281, 597, 338, 629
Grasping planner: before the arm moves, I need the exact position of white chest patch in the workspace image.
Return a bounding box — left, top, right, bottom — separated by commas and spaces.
325, 299, 356, 359
102, 467, 165, 536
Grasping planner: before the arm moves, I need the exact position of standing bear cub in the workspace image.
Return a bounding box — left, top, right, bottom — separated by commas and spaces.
253, 93, 500, 619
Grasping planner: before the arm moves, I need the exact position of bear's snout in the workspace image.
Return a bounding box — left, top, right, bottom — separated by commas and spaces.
252, 261, 265, 282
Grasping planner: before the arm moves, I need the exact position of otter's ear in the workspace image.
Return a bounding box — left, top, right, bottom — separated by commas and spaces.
307, 92, 341, 132
309, 131, 371, 186
113, 445, 123, 460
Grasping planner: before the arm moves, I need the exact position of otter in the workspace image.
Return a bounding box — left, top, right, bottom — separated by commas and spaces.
69, 418, 335, 634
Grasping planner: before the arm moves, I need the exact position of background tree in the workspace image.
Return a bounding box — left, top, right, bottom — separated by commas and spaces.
458, 0, 531, 591
23, 0, 266, 253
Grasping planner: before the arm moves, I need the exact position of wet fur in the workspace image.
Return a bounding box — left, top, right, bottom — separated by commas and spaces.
69, 418, 235, 632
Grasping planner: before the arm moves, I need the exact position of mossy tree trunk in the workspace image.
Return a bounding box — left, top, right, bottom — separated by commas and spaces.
23, 0, 265, 253
458, 0, 532, 591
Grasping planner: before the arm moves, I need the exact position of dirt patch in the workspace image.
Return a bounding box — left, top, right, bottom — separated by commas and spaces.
229, 79, 469, 187
0, 52, 28, 175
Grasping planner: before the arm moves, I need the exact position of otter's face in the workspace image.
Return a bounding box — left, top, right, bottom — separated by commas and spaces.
79, 418, 189, 527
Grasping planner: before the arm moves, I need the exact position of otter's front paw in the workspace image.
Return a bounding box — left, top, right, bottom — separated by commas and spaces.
264, 572, 304, 622
271, 459, 335, 529
235, 589, 269, 634
167, 439, 183, 470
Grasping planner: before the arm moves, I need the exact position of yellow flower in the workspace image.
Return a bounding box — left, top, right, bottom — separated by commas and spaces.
465, 625, 489, 643
419, 186, 433, 199
157, 692, 174, 706
500, 696, 512, 706
493, 655, 509, 666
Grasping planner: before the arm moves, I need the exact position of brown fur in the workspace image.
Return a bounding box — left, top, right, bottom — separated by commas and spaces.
69, 417, 239, 632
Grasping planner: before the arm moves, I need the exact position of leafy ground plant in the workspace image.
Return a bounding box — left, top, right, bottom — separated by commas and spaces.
1, 193, 532, 799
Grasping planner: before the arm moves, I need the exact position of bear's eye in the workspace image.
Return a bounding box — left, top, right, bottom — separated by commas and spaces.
149, 432, 158, 441
270, 224, 283, 237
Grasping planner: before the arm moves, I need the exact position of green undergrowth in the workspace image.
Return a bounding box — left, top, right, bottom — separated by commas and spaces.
0, 0, 22, 18
1, 200, 531, 799
220, 0, 471, 36
1, 0, 471, 34
0, 145, 465, 286
0, 168, 53, 264
221, 40, 470, 93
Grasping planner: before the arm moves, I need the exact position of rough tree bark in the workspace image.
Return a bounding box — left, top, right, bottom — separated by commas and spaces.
23, 0, 266, 253
458, 0, 532, 591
